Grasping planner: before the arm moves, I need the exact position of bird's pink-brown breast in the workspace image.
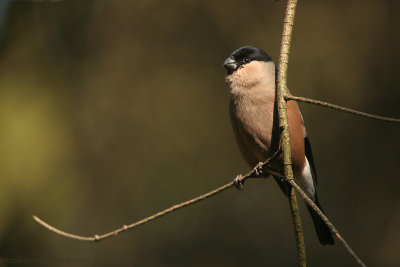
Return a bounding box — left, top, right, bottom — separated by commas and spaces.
227, 60, 307, 175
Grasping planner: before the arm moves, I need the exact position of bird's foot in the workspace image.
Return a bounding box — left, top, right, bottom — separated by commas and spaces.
234, 174, 244, 190
254, 162, 264, 177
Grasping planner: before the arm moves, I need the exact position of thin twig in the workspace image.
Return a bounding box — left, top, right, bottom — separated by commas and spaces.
284, 177, 367, 267
286, 94, 400, 123
276, 0, 306, 266
33, 150, 282, 242
32, 146, 367, 266
34, 183, 234, 242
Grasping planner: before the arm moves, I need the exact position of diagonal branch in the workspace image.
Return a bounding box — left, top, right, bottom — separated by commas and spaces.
284, 176, 367, 267
33, 150, 282, 242
34, 184, 234, 242
286, 94, 400, 123
32, 149, 367, 265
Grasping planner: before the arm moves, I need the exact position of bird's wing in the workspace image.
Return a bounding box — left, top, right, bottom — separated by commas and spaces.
304, 136, 318, 185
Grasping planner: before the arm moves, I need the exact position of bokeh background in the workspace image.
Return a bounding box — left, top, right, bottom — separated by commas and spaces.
0, 0, 399, 266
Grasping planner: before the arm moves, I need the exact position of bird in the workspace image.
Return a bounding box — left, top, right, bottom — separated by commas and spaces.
223, 46, 334, 245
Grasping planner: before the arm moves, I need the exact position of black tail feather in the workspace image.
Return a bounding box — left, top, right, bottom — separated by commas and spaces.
307, 195, 334, 245
273, 177, 334, 245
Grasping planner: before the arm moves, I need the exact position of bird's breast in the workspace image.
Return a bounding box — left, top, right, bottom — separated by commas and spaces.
229, 88, 276, 166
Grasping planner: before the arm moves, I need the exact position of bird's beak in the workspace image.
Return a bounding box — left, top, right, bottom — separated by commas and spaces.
223, 57, 238, 74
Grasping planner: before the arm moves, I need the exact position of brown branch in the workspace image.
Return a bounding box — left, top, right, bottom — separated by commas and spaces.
33, 152, 367, 266
33, 150, 282, 242
286, 94, 400, 123
276, 0, 307, 266
284, 177, 367, 267
34, 183, 234, 242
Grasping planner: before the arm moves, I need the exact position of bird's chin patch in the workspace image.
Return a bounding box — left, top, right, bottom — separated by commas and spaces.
225, 65, 242, 76
225, 66, 243, 83
225, 66, 257, 88
225, 72, 236, 85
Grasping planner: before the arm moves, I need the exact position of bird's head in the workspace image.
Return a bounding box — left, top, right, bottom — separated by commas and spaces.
224, 46, 274, 88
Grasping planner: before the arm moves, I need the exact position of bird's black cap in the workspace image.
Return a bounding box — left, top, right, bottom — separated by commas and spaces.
224, 46, 272, 74
230, 46, 271, 62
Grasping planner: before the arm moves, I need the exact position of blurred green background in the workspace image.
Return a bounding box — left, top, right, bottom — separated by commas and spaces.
0, 0, 399, 266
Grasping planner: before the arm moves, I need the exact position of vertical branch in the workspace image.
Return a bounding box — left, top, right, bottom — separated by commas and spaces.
288, 183, 306, 265
276, 0, 305, 266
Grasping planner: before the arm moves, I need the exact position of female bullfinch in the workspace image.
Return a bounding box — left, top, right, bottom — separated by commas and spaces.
224, 46, 334, 245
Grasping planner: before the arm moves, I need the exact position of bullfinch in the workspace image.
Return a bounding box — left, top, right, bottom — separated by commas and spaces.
224, 46, 334, 245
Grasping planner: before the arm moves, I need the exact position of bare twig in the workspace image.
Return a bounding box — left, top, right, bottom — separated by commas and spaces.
33, 151, 366, 267
284, 177, 367, 267
286, 94, 400, 123
34, 184, 234, 242
33, 150, 282, 242
33, 146, 366, 265
276, 0, 307, 266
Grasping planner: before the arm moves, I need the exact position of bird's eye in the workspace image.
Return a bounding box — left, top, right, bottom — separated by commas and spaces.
243, 57, 251, 63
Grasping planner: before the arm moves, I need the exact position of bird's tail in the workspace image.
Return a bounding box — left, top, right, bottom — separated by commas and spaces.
306, 194, 334, 245
273, 176, 334, 245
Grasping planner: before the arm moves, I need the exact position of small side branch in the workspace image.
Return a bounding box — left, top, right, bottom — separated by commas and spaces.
286, 94, 400, 123
33, 150, 282, 242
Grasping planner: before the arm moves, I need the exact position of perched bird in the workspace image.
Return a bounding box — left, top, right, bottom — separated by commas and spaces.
224, 46, 334, 245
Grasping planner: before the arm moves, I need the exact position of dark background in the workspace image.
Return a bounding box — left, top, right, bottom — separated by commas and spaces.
0, 0, 399, 266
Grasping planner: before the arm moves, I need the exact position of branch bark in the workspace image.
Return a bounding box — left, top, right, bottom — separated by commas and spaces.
286, 94, 400, 123
33, 150, 283, 242
276, 1, 307, 266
